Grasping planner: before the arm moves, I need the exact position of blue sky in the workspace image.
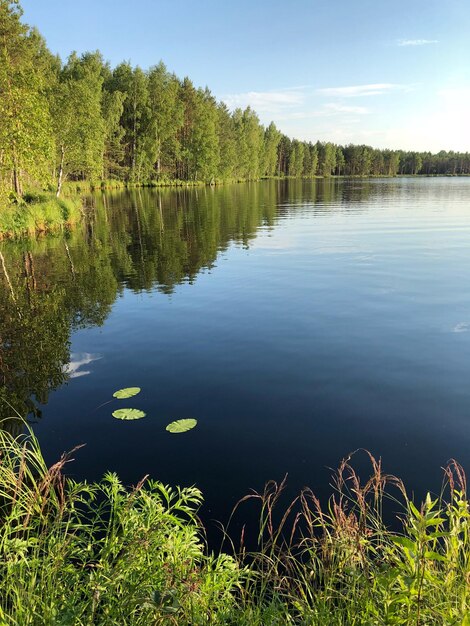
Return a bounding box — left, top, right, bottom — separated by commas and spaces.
21, 0, 470, 151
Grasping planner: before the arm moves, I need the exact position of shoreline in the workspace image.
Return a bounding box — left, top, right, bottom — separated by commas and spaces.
1, 174, 469, 240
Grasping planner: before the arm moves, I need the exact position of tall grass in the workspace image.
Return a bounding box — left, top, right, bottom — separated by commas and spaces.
231, 452, 469, 625
0, 425, 245, 625
0, 427, 468, 625
0, 193, 82, 239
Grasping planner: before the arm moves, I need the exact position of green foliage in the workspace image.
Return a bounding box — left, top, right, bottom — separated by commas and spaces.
0, 194, 81, 238
0, 0, 53, 196
146, 62, 184, 179
263, 122, 282, 177
0, 428, 245, 624
232, 107, 264, 180
51, 51, 106, 195
229, 454, 470, 625
318, 141, 337, 176
102, 88, 126, 180
2, 0, 470, 220
288, 140, 305, 177
0, 431, 468, 623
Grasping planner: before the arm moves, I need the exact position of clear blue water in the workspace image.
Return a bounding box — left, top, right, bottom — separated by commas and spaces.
1, 178, 470, 531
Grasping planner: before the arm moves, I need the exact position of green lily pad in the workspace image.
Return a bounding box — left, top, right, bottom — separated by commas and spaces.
112, 408, 146, 420
113, 387, 141, 399
166, 419, 197, 433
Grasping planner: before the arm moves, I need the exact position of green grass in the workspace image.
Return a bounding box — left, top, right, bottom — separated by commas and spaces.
0, 425, 245, 625
0, 426, 468, 625
0, 193, 82, 239
0, 176, 255, 239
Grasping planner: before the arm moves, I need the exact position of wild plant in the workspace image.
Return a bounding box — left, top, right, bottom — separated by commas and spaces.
0, 425, 245, 625
229, 450, 469, 625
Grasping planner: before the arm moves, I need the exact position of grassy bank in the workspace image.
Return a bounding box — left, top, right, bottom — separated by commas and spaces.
0, 178, 267, 238
0, 427, 468, 625
0, 193, 82, 240
3, 174, 469, 239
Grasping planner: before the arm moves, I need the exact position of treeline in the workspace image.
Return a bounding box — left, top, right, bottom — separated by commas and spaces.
1, 1, 470, 206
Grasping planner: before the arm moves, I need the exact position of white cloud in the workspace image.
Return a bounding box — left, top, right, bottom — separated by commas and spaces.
221, 81, 469, 152
275, 102, 369, 121
222, 88, 305, 113
397, 39, 438, 47
63, 353, 102, 379
323, 103, 369, 114
317, 83, 407, 98
453, 322, 470, 333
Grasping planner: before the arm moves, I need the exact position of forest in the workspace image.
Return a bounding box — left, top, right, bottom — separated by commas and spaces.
1, 0, 470, 209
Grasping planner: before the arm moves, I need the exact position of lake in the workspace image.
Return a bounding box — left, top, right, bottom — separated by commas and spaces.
1, 178, 470, 534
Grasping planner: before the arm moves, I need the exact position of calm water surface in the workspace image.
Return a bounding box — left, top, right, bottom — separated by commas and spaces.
1, 178, 470, 531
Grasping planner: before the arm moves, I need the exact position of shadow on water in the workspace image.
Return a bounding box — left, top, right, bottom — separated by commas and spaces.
0, 179, 371, 430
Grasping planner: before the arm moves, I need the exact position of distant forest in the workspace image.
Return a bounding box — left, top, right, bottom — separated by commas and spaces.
1, 0, 470, 203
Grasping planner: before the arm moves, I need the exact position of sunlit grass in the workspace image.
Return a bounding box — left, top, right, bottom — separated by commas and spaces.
0, 425, 468, 624
0, 424, 245, 625
0, 193, 82, 239
232, 454, 469, 624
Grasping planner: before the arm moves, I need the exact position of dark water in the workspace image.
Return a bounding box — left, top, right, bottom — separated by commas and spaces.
1, 178, 470, 534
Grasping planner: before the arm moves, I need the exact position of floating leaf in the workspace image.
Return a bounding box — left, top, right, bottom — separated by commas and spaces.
113, 387, 141, 399
166, 419, 197, 433
112, 408, 146, 420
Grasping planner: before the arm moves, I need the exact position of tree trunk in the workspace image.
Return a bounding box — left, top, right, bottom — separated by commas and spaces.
13, 154, 22, 196
56, 146, 65, 197
64, 241, 76, 278
132, 91, 137, 176
0, 251, 16, 303
13, 170, 21, 195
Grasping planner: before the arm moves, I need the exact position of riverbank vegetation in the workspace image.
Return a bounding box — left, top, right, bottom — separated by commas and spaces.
0, 192, 82, 239
0, 426, 468, 624
1, 0, 470, 231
